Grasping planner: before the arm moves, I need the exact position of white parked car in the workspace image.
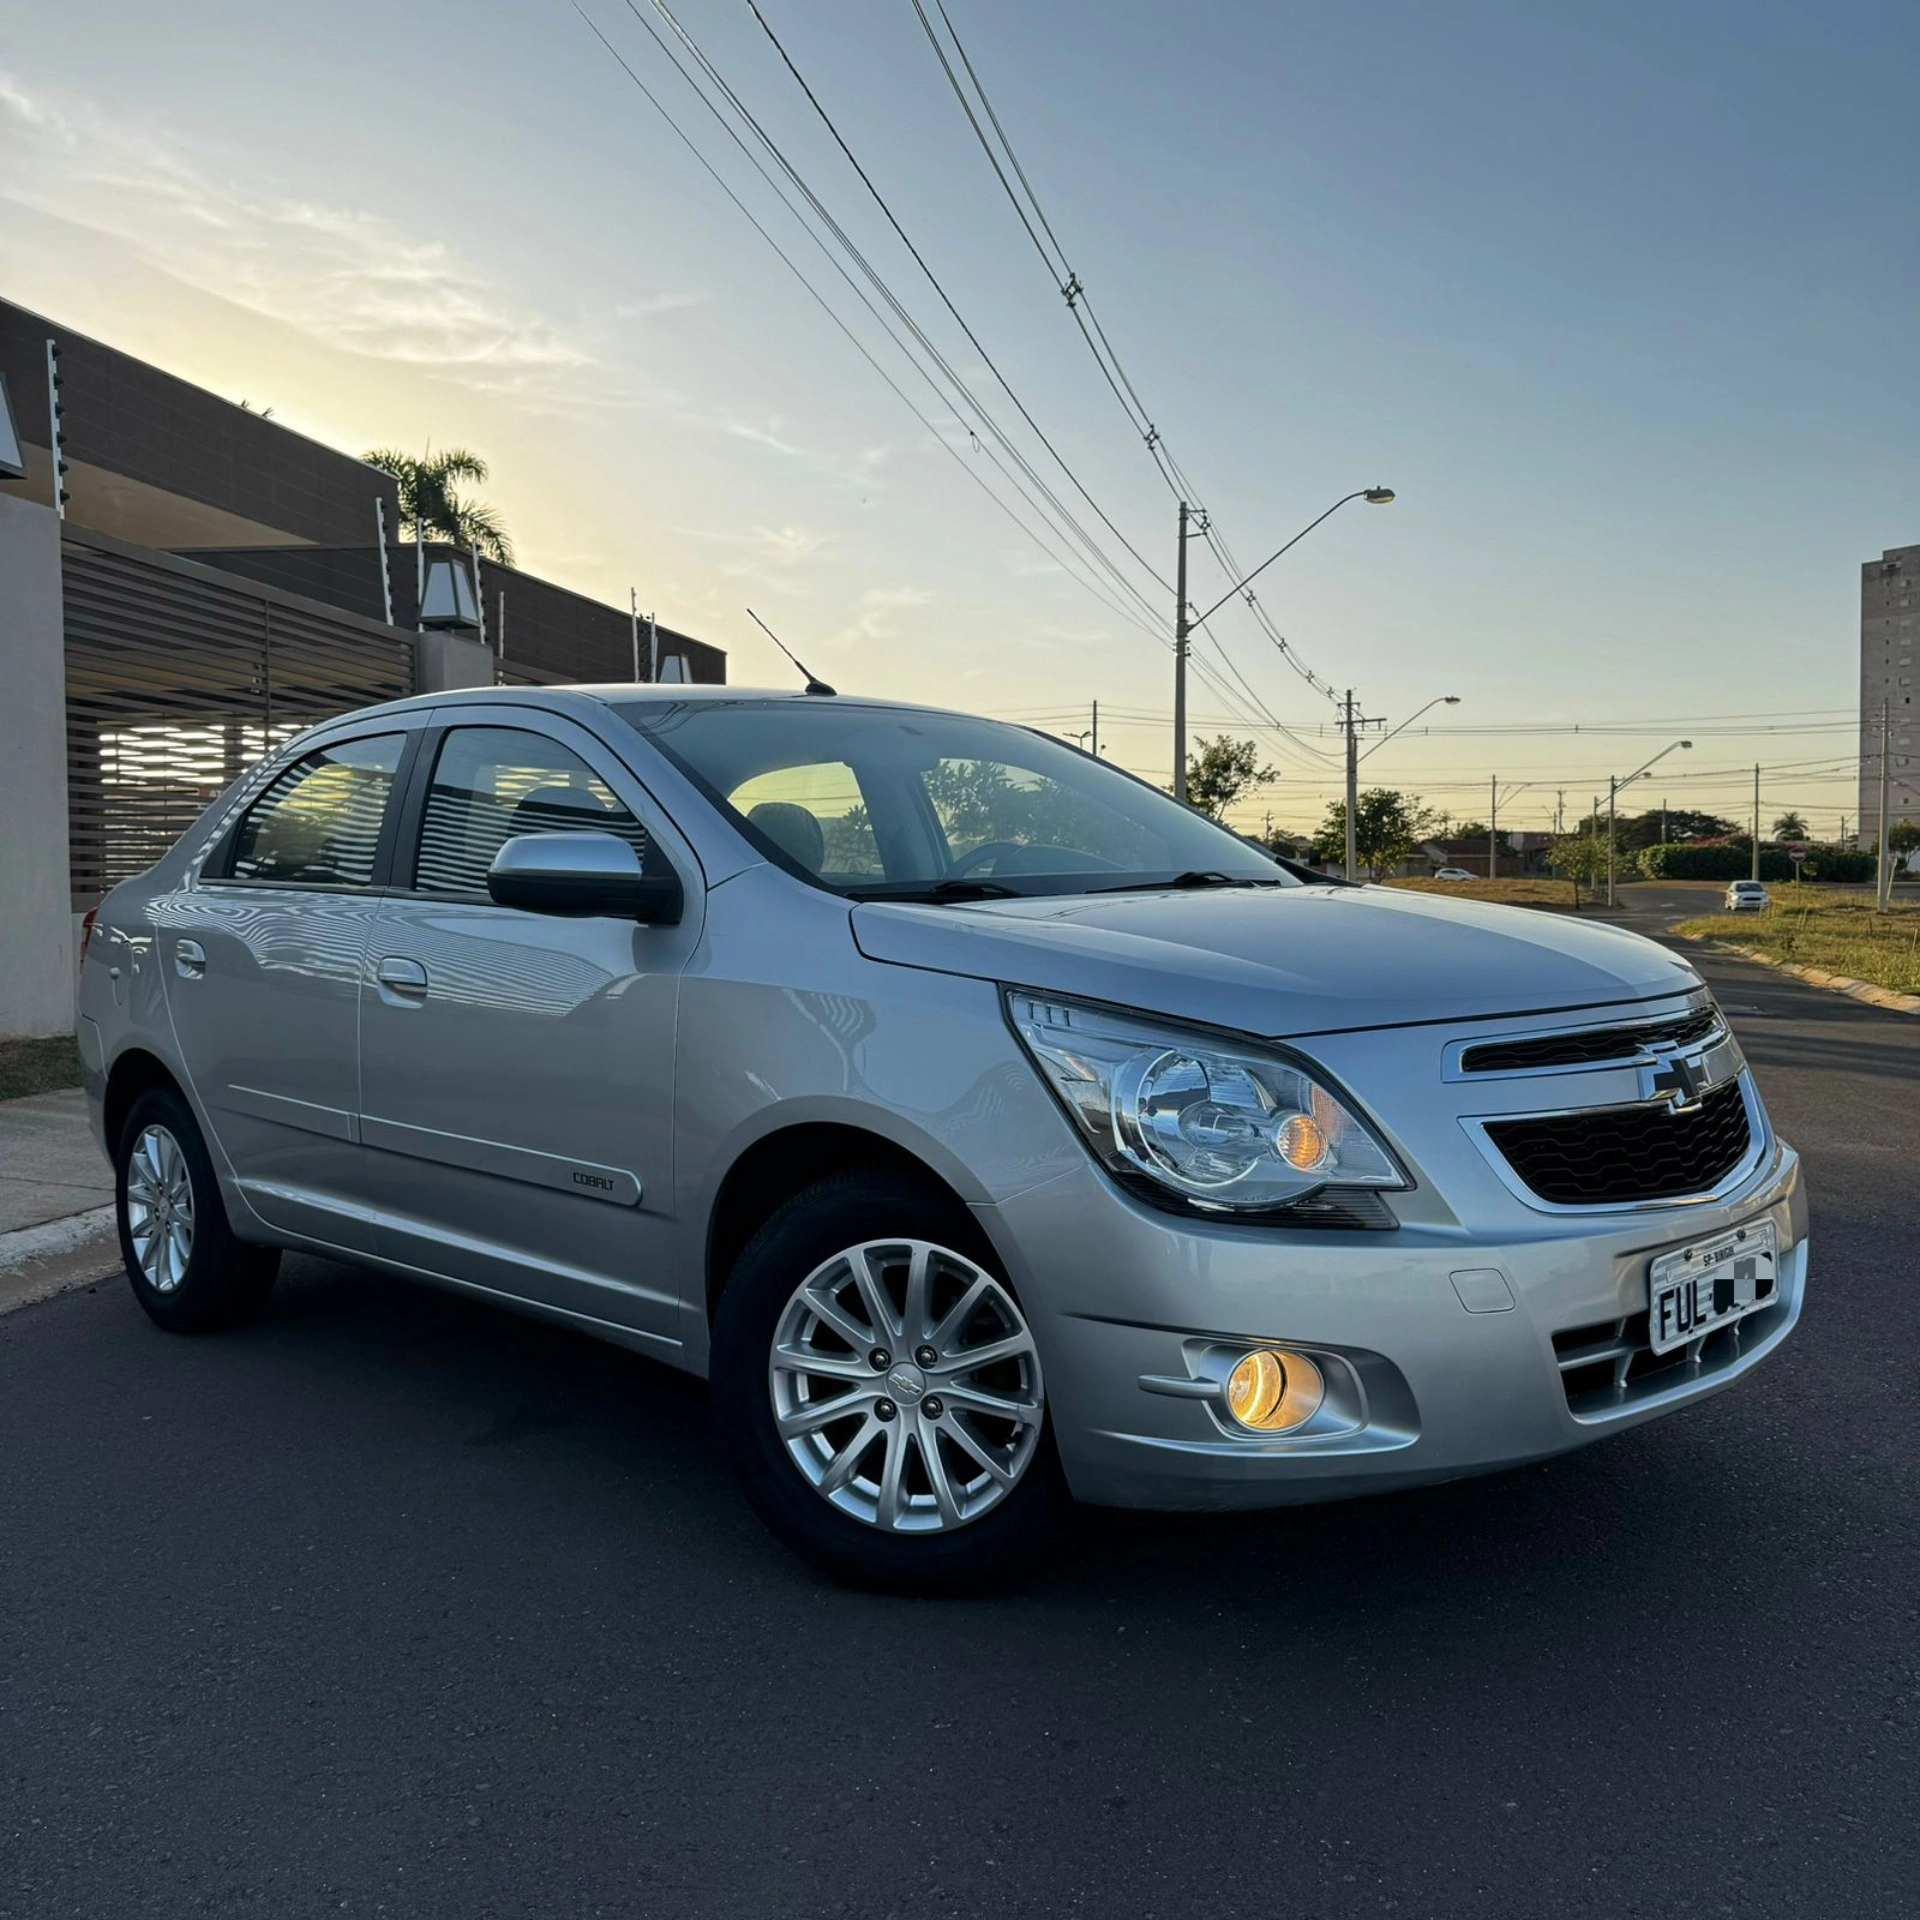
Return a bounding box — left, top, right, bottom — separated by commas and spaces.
1433, 868, 1477, 882
1725, 881, 1771, 912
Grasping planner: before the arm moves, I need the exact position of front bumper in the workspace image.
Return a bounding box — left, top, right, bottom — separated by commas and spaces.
975, 1135, 1806, 1512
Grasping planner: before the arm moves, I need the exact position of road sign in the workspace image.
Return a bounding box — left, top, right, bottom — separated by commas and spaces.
1789, 849, 1807, 864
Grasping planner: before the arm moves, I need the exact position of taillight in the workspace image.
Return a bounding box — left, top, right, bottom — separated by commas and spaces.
80, 907, 98, 960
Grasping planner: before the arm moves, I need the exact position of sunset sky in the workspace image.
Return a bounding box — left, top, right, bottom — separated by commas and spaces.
4, 0, 1915, 835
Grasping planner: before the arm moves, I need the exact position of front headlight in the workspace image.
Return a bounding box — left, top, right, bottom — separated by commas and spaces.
1006, 992, 1404, 1215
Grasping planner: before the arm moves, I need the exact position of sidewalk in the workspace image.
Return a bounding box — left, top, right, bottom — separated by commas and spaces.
0, 1091, 117, 1299
0, 1089, 111, 1233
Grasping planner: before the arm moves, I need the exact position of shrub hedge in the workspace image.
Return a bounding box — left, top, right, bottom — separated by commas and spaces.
1635, 843, 1877, 882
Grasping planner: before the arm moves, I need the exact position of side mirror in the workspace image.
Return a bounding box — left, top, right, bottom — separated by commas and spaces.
486, 831, 683, 923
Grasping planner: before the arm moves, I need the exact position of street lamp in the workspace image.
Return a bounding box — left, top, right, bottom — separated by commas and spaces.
1349, 695, 1461, 882
1172, 487, 1395, 803
1607, 739, 1692, 905
1488, 778, 1538, 884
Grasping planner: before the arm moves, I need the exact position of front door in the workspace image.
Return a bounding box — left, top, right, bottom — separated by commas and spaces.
355, 716, 695, 1354
158, 725, 417, 1250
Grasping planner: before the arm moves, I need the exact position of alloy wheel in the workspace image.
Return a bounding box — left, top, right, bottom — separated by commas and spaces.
769, 1239, 1044, 1534
126, 1123, 195, 1294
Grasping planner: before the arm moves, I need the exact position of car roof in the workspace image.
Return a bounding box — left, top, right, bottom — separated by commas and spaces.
347, 684, 986, 723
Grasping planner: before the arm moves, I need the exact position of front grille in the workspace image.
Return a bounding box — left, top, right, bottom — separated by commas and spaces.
1553, 1279, 1783, 1417
1461, 1007, 1721, 1074
1484, 1078, 1751, 1206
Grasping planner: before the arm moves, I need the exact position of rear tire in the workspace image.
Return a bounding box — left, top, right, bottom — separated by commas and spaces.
115, 1086, 279, 1333
711, 1169, 1066, 1594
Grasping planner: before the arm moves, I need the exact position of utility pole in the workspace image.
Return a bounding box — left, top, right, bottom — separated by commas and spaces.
1556, 791, 1565, 836
1662, 798, 1669, 846
1752, 765, 1761, 884
1876, 699, 1893, 911
1091, 699, 1100, 758
1607, 777, 1617, 907
1488, 773, 1498, 882
630, 589, 642, 682
1172, 502, 1192, 802
1344, 688, 1360, 880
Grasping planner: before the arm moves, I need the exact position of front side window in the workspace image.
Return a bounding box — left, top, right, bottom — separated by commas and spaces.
614, 699, 1290, 900
227, 734, 404, 888
414, 726, 649, 895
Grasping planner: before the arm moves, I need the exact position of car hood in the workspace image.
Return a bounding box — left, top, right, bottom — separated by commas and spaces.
850, 883, 1701, 1036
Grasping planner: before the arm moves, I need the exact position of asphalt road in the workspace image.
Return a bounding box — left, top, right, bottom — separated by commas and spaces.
4, 917, 1916, 1919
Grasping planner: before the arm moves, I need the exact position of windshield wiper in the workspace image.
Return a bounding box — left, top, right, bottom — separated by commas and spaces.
1089, 870, 1285, 894
848, 878, 1024, 904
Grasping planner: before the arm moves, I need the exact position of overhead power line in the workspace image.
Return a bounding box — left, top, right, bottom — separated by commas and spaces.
572, 3, 1176, 647
907, 0, 1347, 714
731, 0, 1173, 599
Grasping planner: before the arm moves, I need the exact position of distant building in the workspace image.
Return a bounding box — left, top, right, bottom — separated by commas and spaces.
1860, 544, 1919, 843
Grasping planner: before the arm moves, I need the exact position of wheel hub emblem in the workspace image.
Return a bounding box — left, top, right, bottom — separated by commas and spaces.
885, 1362, 927, 1405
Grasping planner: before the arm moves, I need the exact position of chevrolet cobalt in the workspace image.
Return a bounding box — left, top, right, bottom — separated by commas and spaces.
80, 688, 1806, 1590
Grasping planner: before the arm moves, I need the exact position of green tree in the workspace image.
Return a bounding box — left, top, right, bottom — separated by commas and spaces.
364, 446, 514, 564
1312, 789, 1435, 880
1771, 811, 1809, 840
1549, 832, 1608, 905
1608, 807, 1738, 852
1183, 736, 1279, 822
1890, 821, 1920, 854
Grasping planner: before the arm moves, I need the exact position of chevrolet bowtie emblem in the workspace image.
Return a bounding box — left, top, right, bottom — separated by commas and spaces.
1644, 1050, 1708, 1113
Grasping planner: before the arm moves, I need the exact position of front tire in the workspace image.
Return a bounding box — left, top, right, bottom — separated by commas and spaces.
115, 1086, 279, 1333
711, 1170, 1066, 1594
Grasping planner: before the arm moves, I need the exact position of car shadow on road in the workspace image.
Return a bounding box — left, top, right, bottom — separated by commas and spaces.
250, 1252, 1831, 1652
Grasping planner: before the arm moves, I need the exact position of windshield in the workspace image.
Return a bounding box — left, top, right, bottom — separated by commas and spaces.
610, 699, 1293, 900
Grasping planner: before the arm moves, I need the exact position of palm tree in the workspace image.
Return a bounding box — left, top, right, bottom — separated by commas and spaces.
364, 446, 514, 565
1771, 811, 1809, 841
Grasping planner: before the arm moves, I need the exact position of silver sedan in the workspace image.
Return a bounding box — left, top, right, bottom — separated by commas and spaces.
79, 688, 1806, 1590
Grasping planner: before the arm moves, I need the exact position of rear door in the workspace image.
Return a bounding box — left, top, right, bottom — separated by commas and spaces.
159, 719, 424, 1249
355, 713, 697, 1353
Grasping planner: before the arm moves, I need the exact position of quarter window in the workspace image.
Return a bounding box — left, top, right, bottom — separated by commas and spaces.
227, 734, 404, 887
414, 726, 649, 895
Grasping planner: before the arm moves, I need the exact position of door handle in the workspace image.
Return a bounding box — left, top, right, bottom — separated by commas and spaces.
174, 939, 207, 979
375, 956, 430, 1000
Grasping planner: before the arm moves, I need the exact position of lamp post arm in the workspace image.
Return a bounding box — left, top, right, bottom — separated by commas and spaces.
1361, 694, 1459, 764
1189, 491, 1370, 629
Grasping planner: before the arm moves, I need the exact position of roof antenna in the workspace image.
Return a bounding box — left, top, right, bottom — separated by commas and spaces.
747, 608, 836, 695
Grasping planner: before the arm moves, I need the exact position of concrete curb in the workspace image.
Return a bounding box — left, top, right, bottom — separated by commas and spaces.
1677, 936, 1920, 1014
0, 1209, 121, 1318
0, 1204, 117, 1272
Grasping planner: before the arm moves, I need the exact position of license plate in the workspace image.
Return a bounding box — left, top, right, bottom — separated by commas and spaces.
1647, 1221, 1777, 1354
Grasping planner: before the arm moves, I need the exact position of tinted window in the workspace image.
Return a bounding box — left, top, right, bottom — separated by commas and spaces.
227, 734, 403, 887
415, 726, 649, 895
613, 699, 1289, 899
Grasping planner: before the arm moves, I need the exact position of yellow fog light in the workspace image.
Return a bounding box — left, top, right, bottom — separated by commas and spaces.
1224, 1348, 1326, 1433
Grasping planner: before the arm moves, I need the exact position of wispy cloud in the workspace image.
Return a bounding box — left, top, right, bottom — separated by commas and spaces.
833, 585, 933, 649
0, 70, 615, 402
709, 411, 891, 489
613, 293, 705, 321
683, 524, 841, 577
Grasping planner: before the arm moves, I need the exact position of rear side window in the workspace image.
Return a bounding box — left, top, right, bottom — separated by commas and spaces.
227, 734, 404, 887
414, 726, 650, 895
